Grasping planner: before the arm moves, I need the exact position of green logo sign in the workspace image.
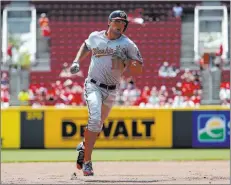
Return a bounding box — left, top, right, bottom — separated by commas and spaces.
198, 116, 226, 142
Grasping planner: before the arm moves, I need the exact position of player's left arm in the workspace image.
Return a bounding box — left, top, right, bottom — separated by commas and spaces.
126, 42, 144, 76
128, 59, 143, 75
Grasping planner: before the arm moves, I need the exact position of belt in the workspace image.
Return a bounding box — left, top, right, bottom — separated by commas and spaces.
90, 79, 116, 90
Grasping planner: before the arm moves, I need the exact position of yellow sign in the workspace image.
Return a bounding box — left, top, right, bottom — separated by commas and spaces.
1, 110, 20, 148
45, 108, 172, 148
25, 111, 43, 120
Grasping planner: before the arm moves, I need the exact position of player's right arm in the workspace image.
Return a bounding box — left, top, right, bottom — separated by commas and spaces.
70, 31, 97, 74
70, 42, 90, 74
73, 42, 91, 63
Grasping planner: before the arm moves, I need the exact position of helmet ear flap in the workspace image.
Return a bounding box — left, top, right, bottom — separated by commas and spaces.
123, 22, 128, 32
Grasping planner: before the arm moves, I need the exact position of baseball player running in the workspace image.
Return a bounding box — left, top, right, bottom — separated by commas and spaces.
70, 10, 143, 176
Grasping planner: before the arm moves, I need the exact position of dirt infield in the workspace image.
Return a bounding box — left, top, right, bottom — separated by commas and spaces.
1, 161, 229, 184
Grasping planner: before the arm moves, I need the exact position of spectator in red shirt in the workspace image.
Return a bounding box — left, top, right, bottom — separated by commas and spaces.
141, 86, 151, 97
46, 85, 57, 105
39, 13, 50, 37
133, 96, 148, 106
41, 25, 51, 38
133, 86, 150, 106
69, 85, 84, 106
191, 95, 201, 105
38, 13, 51, 48
216, 44, 223, 56
55, 80, 64, 92
7, 43, 13, 60
1, 86, 9, 103
29, 83, 41, 95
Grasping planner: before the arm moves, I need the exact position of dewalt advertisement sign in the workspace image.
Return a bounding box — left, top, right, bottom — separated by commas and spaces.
1, 110, 20, 148
44, 108, 172, 148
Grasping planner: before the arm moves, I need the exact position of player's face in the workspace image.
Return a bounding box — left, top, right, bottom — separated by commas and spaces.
109, 19, 126, 34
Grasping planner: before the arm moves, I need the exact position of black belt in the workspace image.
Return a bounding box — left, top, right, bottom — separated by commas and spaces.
90, 79, 116, 90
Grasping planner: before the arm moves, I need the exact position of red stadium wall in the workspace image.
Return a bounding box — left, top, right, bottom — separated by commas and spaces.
30, 18, 182, 89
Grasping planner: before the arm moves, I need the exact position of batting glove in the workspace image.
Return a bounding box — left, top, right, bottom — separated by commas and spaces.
70, 62, 80, 74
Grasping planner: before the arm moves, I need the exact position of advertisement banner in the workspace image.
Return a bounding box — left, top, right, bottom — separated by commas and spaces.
1, 110, 20, 148
44, 108, 172, 148
173, 111, 193, 148
192, 110, 230, 148
20, 111, 45, 149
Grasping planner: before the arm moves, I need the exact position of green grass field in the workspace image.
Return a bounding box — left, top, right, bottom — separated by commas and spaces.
1, 149, 230, 163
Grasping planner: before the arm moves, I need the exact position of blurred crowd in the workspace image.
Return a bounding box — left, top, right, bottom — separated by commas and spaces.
158, 61, 180, 78
125, 3, 183, 25
1, 72, 9, 108
1, 69, 230, 108
1, 3, 230, 108
116, 70, 203, 108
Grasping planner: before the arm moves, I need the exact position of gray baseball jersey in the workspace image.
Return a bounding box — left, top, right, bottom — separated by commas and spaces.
85, 30, 143, 85
83, 30, 143, 132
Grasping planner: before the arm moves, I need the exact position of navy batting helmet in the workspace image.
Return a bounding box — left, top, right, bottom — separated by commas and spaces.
108, 10, 129, 32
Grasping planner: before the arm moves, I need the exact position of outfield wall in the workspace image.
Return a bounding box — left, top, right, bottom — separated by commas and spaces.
1, 106, 230, 149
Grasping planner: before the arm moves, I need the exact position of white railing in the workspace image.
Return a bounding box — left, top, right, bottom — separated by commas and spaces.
194, 6, 228, 61
194, 6, 199, 61
31, 7, 37, 63
2, 8, 8, 64
222, 6, 228, 60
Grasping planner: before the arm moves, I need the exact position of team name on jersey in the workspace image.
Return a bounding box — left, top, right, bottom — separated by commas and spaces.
92, 46, 126, 58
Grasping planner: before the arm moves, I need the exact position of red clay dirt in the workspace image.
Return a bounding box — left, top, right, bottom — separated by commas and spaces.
1, 161, 229, 184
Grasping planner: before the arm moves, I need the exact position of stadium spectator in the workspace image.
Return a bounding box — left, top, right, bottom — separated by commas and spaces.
159, 94, 167, 107
123, 81, 140, 106
191, 95, 201, 106
216, 44, 223, 56
172, 3, 183, 18
46, 84, 57, 104
182, 96, 195, 107
158, 62, 179, 78
9, 78, 230, 107
39, 13, 49, 28
7, 43, 13, 61
159, 85, 168, 97
39, 13, 51, 48
127, 8, 145, 25
41, 25, 51, 38
115, 91, 126, 106
29, 83, 41, 96
18, 89, 30, 105
6, 70, 229, 108
167, 64, 179, 77
172, 82, 182, 95
119, 76, 127, 91
133, 86, 150, 106
1, 72, 9, 86
172, 91, 184, 107
220, 83, 230, 103
158, 62, 169, 77
1, 82, 9, 108
147, 87, 160, 107
55, 80, 64, 91
69, 83, 84, 106
164, 98, 173, 108
39, 14, 50, 37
